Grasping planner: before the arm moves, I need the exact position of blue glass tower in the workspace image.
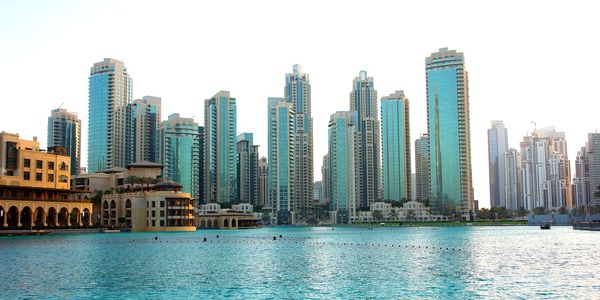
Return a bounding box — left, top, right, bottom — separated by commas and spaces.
204, 91, 237, 204
158, 113, 200, 199
126, 96, 161, 164
88, 58, 132, 173
381, 91, 411, 202
426, 48, 474, 219
267, 97, 294, 224
48, 108, 81, 175
328, 111, 358, 223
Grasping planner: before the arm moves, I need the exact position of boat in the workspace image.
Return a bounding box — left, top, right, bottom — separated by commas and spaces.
540, 221, 551, 230
101, 228, 121, 233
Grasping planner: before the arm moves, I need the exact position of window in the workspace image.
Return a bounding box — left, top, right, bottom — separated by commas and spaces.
152, 220, 156, 227
24, 159, 31, 168
60, 162, 67, 171
36, 160, 43, 169
160, 220, 164, 226
36, 173, 42, 181
23, 171, 30, 180
48, 161, 54, 170
48, 174, 54, 182
146, 202, 149, 208
152, 201, 156, 208
152, 211, 155, 217
59, 175, 68, 183
160, 201, 165, 208
160, 211, 164, 217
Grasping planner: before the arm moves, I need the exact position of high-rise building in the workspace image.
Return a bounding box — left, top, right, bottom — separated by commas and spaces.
488, 120, 509, 208
285, 65, 314, 217
267, 97, 294, 224
88, 58, 132, 173
426, 48, 474, 219
198, 126, 205, 204
504, 148, 522, 210
328, 111, 359, 223
237, 133, 260, 205
258, 157, 268, 208
350, 70, 381, 210
586, 133, 600, 206
204, 91, 237, 204
321, 154, 330, 205
126, 96, 161, 164
519, 126, 571, 210
381, 91, 411, 202
415, 133, 430, 204
158, 114, 200, 199
313, 181, 323, 204
573, 145, 591, 208
47, 108, 81, 176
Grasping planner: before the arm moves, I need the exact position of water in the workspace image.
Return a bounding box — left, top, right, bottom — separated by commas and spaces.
1, 226, 599, 299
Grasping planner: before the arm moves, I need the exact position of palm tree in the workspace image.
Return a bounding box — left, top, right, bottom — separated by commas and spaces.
372, 210, 383, 222
389, 208, 397, 221
406, 209, 415, 221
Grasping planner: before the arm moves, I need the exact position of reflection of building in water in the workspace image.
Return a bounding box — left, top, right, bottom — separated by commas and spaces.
0, 132, 92, 229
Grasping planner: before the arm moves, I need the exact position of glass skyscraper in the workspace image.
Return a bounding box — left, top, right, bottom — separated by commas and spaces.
237, 132, 260, 205
415, 133, 430, 204
350, 71, 382, 210
328, 111, 358, 224
285, 65, 314, 216
426, 48, 474, 219
487, 120, 509, 208
88, 58, 132, 173
381, 91, 411, 202
126, 96, 161, 164
204, 91, 237, 204
158, 113, 200, 199
47, 108, 81, 175
268, 97, 294, 224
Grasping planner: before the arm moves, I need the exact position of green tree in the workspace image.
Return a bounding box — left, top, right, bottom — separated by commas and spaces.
372, 210, 383, 222
533, 206, 547, 215
559, 207, 567, 214
389, 208, 397, 221
406, 209, 415, 221
261, 212, 270, 224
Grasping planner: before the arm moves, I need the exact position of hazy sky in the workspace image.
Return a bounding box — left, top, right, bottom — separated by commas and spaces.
1, 0, 599, 208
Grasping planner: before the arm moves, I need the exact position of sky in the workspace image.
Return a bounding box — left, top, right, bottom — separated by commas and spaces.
1, 0, 599, 208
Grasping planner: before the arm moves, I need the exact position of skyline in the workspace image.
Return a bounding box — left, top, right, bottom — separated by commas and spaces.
2, 1, 600, 208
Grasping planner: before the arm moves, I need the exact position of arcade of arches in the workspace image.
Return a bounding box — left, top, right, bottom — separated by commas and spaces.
0, 200, 93, 229
196, 214, 259, 229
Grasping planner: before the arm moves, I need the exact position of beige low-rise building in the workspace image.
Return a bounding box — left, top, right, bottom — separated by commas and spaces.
196, 203, 259, 229
0, 132, 92, 229
100, 181, 195, 232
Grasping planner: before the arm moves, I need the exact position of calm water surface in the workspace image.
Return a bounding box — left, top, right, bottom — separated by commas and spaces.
1, 226, 599, 299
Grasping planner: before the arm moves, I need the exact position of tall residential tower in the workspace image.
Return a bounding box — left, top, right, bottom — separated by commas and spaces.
487, 120, 509, 208
47, 108, 81, 175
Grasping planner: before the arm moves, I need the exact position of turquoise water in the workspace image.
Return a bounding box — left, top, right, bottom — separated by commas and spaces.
1, 226, 599, 299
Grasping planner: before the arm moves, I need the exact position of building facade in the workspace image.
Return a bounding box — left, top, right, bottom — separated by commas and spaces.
237, 133, 260, 205
88, 58, 132, 173
415, 133, 430, 204
0, 132, 92, 229
126, 96, 161, 164
488, 120, 509, 208
381, 91, 411, 202
267, 97, 294, 224
285, 65, 314, 216
328, 111, 358, 224
204, 91, 237, 204
585, 133, 600, 206
258, 157, 268, 208
48, 108, 81, 176
158, 114, 200, 199
426, 48, 474, 219
504, 148, 522, 210
349, 70, 381, 210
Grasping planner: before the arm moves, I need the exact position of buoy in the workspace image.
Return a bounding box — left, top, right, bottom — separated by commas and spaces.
280, 235, 282, 238
203, 238, 207, 242
216, 235, 219, 238
155, 237, 158, 240
273, 236, 276, 240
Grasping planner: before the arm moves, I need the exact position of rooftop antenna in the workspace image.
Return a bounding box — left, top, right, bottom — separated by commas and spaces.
530, 121, 536, 136
57, 102, 64, 109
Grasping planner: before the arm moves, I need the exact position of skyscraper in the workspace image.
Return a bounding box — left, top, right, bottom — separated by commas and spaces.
381, 91, 411, 202
586, 133, 600, 206
258, 157, 268, 208
504, 148, 522, 210
88, 58, 132, 173
426, 48, 474, 219
267, 97, 294, 224
285, 65, 314, 217
126, 96, 161, 164
328, 111, 359, 223
47, 108, 81, 175
573, 145, 591, 208
158, 113, 200, 199
415, 134, 430, 204
204, 91, 237, 204
198, 126, 205, 204
350, 70, 381, 210
321, 154, 330, 205
237, 133, 260, 205
487, 120, 509, 208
